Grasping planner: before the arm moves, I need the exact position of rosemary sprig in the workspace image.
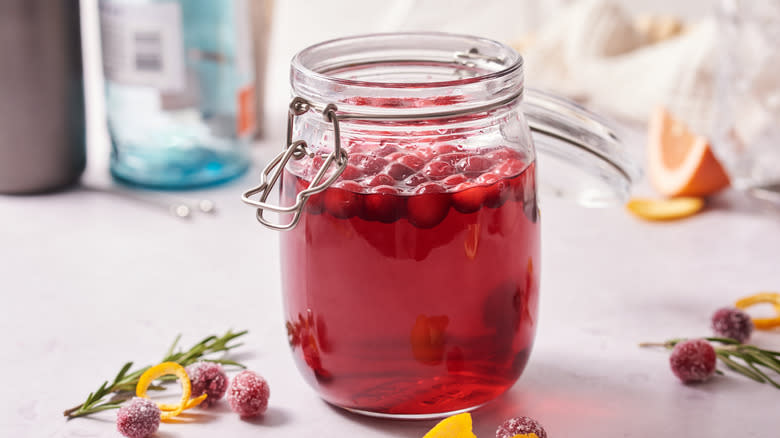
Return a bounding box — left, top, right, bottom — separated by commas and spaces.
64, 329, 248, 419
640, 337, 780, 388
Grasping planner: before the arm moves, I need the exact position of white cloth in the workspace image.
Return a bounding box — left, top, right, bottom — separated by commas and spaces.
522, 0, 719, 127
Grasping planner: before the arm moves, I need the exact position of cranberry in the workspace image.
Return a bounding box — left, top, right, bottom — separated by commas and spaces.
712, 307, 754, 343
296, 178, 324, 214
478, 173, 511, 208
423, 160, 456, 181
396, 154, 426, 172
496, 416, 547, 438
385, 162, 415, 181
407, 183, 451, 228
116, 397, 160, 438
364, 173, 395, 187
349, 153, 388, 176
374, 142, 400, 157
337, 164, 363, 181
441, 174, 468, 188
363, 185, 404, 223
493, 158, 527, 177
669, 339, 717, 383
455, 156, 492, 175
435, 152, 469, 166
324, 181, 363, 219
227, 370, 270, 418
432, 144, 462, 156
186, 362, 228, 408
452, 183, 488, 214
404, 173, 430, 188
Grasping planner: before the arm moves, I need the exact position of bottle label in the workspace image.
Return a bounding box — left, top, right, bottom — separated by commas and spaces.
99, 1, 186, 92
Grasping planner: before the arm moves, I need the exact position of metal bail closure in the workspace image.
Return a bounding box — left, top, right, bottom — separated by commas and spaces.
241, 97, 348, 231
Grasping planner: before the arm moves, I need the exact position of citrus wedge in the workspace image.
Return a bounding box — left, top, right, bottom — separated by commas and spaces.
626, 197, 704, 221
648, 106, 730, 197
423, 413, 477, 438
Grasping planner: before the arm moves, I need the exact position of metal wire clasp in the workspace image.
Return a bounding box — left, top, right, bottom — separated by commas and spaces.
241, 97, 348, 230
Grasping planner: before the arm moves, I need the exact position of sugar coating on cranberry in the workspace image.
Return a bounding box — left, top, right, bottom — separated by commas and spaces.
711, 307, 754, 343
496, 416, 547, 438
186, 361, 229, 407
227, 370, 270, 418
116, 397, 160, 438
669, 339, 717, 383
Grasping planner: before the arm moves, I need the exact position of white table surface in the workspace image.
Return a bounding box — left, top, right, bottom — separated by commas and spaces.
3, 123, 780, 437
4, 1, 780, 437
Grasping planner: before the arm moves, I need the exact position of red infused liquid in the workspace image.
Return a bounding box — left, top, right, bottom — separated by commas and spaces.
280, 142, 540, 416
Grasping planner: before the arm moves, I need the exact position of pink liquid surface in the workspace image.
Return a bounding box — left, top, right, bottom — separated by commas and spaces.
280, 142, 540, 416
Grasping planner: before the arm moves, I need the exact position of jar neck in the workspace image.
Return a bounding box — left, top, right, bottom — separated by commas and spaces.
289, 33, 524, 121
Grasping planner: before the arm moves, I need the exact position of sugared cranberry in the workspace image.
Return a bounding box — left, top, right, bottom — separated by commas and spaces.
669, 339, 717, 383
452, 183, 488, 214
423, 161, 456, 180
456, 156, 492, 175
116, 397, 160, 438
186, 361, 228, 408
324, 181, 363, 219
363, 185, 403, 223
227, 370, 270, 418
712, 307, 754, 343
407, 183, 450, 228
496, 416, 547, 438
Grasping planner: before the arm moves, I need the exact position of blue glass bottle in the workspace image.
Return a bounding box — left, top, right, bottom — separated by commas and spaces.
100, 0, 254, 188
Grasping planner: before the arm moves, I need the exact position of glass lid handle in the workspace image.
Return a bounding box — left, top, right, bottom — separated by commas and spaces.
523, 88, 640, 207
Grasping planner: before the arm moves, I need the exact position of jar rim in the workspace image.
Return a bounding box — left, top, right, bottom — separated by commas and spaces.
289, 33, 525, 117
291, 32, 523, 89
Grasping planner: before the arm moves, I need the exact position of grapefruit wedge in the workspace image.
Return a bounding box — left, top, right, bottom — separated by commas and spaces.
648, 107, 730, 197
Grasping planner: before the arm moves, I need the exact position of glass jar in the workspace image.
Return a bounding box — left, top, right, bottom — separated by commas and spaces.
243, 33, 636, 418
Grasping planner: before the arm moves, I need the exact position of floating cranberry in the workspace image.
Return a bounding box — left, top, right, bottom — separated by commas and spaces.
349, 153, 388, 176
456, 156, 492, 175
407, 183, 450, 228
442, 174, 468, 188
452, 183, 488, 214
404, 173, 430, 188
324, 181, 363, 219
385, 162, 415, 181
478, 173, 511, 208
337, 164, 363, 181
364, 173, 395, 187
423, 160, 456, 181
364, 185, 404, 223
396, 154, 426, 172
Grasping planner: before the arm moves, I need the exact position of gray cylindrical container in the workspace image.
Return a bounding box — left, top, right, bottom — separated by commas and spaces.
0, 1, 85, 194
